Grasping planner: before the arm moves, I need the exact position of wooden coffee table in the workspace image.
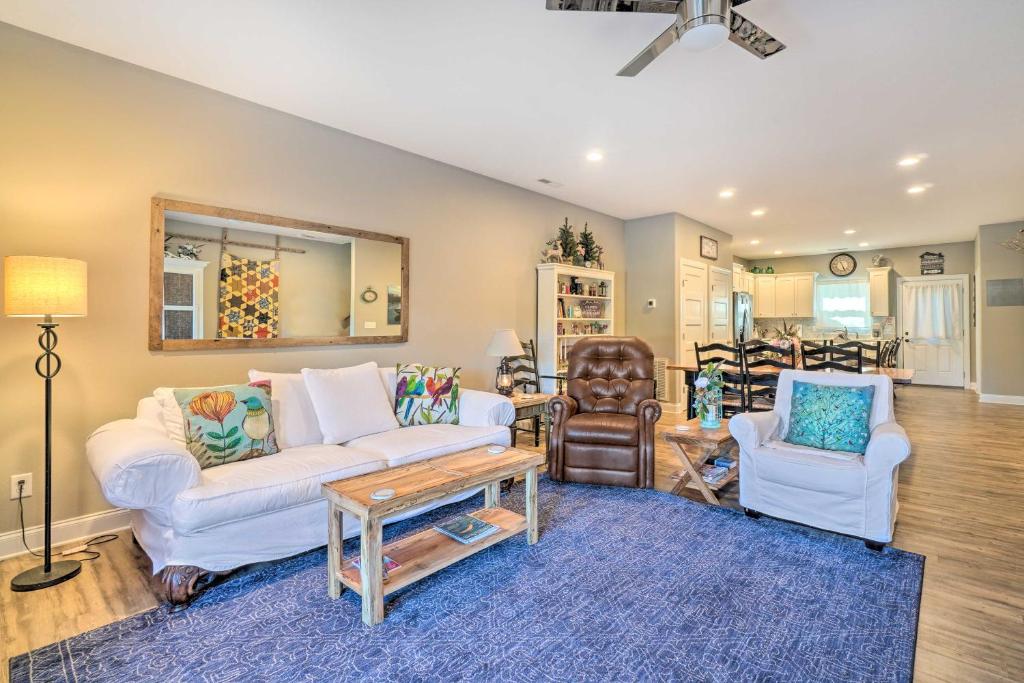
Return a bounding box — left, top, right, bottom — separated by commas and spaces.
321, 446, 544, 626
664, 418, 738, 505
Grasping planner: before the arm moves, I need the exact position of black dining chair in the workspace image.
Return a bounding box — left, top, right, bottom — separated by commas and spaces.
801, 341, 863, 373
694, 342, 746, 416
509, 339, 543, 446
833, 340, 881, 367
879, 337, 902, 368
741, 340, 797, 413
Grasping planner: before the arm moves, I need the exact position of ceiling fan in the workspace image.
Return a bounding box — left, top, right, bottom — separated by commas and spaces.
546, 0, 786, 76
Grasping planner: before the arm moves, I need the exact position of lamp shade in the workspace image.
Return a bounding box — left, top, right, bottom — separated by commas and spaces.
4, 256, 88, 317
485, 329, 524, 357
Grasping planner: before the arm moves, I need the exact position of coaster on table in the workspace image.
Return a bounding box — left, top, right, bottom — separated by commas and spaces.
370, 488, 395, 501
487, 445, 506, 455
675, 425, 691, 432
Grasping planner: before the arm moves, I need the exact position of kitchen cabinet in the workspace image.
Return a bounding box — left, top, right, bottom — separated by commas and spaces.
754, 275, 776, 317
753, 272, 817, 319
793, 273, 816, 317
775, 275, 796, 317
868, 266, 893, 317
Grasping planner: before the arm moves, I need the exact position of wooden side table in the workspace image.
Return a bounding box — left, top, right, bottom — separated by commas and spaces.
663, 418, 738, 506
508, 392, 554, 448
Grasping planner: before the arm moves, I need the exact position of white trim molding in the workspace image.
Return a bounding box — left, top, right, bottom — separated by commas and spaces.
0, 507, 130, 561
979, 394, 1024, 406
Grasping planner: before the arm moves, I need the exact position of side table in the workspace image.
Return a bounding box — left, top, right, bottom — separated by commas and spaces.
663, 418, 738, 505
508, 392, 554, 448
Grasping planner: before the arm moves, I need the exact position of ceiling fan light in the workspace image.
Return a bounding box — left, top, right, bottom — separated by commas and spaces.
678, 21, 730, 52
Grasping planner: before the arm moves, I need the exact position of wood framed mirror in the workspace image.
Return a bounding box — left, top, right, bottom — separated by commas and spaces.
149, 198, 409, 350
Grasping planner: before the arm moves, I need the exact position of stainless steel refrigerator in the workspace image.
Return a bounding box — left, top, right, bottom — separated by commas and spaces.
734, 291, 753, 343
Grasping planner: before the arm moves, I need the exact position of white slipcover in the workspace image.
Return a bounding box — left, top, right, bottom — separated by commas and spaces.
86, 375, 516, 573
729, 369, 911, 543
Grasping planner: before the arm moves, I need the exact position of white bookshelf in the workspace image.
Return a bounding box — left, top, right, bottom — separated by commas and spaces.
536, 263, 616, 394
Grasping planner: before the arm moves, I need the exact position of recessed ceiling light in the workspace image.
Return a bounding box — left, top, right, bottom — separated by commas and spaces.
719, 188, 736, 199
907, 184, 930, 194
751, 209, 766, 217
773, 250, 783, 255
859, 242, 869, 247
843, 229, 857, 235
898, 153, 928, 168
586, 150, 604, 162
750, 239, 760, 245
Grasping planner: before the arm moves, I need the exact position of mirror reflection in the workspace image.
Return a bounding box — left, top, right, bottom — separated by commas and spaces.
154, 202, 405, 347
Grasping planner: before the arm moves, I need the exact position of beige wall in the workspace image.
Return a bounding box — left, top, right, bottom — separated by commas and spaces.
0, 24, 625, 533
350, 239, 402, 337
976, 222, 1024, 397
750, 241, 978, 382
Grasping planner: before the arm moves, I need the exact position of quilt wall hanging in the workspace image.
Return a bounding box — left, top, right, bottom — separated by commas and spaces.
219, 252, 280, 339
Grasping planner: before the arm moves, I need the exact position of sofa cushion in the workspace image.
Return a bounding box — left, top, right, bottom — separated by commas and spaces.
171, 445, 386, 534
248, 370, 323, 449
346, 424, 510, 468
302, 362, 400, 444
563, 413, 638, 446
750, 444, 865, 497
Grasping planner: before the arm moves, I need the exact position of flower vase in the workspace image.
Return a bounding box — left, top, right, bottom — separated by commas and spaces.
700, 388, 723, 429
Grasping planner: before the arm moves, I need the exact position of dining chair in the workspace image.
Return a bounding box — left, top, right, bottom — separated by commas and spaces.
509, 339, 543, 446
801, 341, 863, 373
834, 340, 881, 367
695, 341, 746, 416
741, 340, 797, 412
879, 337, 902, 368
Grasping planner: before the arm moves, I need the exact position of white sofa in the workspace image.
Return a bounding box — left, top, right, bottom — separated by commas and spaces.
86, 366, 515, 603
728, 369, 911, 547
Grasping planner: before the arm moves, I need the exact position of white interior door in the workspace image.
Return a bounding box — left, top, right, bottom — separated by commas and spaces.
680, 259, 709, 368
898, 275, 968, 388
709, 267, 732, 343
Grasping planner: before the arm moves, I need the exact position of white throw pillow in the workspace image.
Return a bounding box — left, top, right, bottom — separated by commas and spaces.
153, 387, 188, 446
301, 362, 400, 444
248, 370, 323, 449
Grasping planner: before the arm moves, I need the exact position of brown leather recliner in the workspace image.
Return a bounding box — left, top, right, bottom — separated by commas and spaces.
548, 337, 662, 488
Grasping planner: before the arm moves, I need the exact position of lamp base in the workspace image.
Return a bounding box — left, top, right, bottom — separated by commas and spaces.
10, 560, 81, 592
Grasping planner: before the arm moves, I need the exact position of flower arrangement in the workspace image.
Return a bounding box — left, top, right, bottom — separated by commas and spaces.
692, 361, 725, 428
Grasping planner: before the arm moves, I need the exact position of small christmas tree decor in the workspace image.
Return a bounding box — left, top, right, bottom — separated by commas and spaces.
556, 218, 577, 265
578, 223, 605, 268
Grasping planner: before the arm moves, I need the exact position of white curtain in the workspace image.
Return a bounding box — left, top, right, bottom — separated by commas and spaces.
902, 281, 962, 341
815, 279, 870, 332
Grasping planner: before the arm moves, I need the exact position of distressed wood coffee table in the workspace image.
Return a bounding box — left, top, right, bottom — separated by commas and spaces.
322, 446, 544, 626
664, 418, 738, 506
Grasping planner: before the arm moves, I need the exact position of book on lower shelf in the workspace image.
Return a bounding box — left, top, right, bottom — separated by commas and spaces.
713, 455, 737, 470
434, 514, 500, 544
699, 464, 730, 485
350, 555, 401, 581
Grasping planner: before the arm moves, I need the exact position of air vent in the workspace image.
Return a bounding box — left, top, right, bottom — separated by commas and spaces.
654, 357, 668, 402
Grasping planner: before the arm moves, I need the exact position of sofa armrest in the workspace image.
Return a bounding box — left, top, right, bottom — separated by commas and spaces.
728, 411, 780, 453
86, 419, 201, 510
458, 389, 515, 427
865, 421, 911, 472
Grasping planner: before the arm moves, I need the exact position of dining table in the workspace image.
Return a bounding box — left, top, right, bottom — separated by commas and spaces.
669, 363, 915, 419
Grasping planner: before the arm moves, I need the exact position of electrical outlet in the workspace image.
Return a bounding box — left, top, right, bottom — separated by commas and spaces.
10, 473, 32, 500
364, 321, 377, 329
647, 298, 657, 309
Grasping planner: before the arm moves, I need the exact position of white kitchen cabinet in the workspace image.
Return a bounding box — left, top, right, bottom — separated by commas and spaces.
775, 275, 796, 317
793, 273, 816, 317
754, 275, 776, 317
868, 267, 893, 317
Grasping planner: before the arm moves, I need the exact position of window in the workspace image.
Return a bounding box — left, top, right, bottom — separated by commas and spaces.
815, 279, 870, 333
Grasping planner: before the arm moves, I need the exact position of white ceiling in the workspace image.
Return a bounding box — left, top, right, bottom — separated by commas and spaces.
3, 0, 1023, 258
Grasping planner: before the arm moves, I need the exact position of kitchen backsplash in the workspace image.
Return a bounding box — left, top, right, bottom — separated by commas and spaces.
752, 316, 897, 340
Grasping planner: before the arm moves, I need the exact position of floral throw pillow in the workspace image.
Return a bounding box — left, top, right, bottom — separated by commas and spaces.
394, 364, 461, 426
173, 381, 279, 469
784, 381, 875, 455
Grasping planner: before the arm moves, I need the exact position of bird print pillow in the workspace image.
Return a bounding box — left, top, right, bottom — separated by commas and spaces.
784, 381, 875, 455
394, 364, 461, 427
173, 381, 279, 469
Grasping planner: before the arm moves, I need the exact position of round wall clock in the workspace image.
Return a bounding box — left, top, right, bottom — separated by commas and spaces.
829, 252, 857, 277
360, 286, 378, 303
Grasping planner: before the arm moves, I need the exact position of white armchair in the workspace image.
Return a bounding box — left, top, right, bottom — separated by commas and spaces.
728, 369, 911, 547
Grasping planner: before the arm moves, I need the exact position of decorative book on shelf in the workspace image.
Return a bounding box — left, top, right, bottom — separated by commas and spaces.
434, 514, 500, 544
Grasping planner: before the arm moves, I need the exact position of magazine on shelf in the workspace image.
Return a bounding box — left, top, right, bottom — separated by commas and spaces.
699, 464, 730, 484
350, 555, 401, 581
434, 514, 500, 544
713, 455, 737, 470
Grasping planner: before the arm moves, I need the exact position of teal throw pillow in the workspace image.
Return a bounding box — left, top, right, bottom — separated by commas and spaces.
784, 381, 875, 455
173, 381, 278, 468
394, 364, 461, 426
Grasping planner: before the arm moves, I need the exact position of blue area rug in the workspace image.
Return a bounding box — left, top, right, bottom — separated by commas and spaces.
11, 481, 923, 682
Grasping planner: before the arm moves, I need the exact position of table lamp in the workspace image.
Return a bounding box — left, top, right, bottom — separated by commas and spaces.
4, 256, 88, 591
485, 329, 524, 397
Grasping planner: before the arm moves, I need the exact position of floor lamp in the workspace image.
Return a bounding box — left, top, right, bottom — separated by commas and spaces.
4, 256, 88, 591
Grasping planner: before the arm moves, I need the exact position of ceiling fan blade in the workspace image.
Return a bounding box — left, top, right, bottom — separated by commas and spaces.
728, 11, 786, 59
616, 21, 680, 77
546, 0, 680, 13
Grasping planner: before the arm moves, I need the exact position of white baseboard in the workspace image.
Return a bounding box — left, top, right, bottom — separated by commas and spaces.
659, 402, 684, 414
0, 507, 131, 561
979, 394, 1024, 406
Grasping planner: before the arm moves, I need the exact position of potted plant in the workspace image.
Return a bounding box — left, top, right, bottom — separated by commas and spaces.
692, 362, 725, 429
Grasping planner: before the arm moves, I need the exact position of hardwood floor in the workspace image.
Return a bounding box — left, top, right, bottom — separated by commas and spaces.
1, 386, 1021, 682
